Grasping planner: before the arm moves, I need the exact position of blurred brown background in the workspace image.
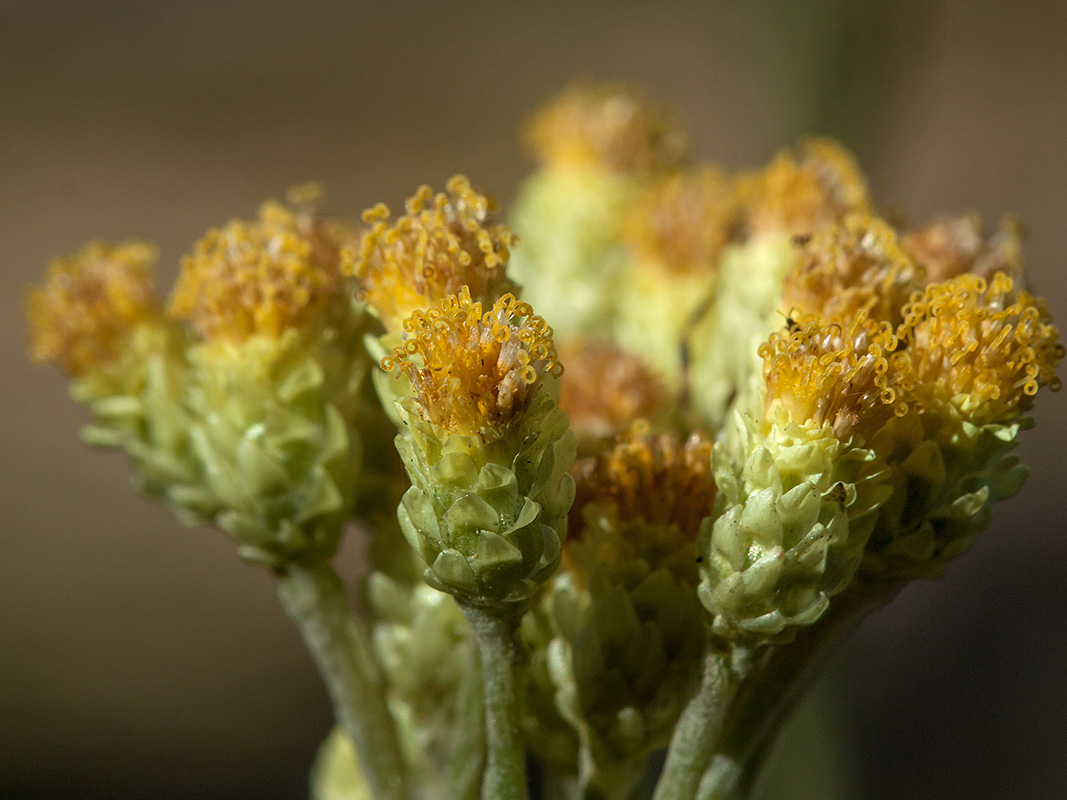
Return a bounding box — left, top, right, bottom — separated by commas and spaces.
2, 1, 1065, 798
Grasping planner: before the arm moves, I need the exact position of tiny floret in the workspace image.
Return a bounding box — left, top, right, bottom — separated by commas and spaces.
169, 200, 343, 342
759, 313, 912, 440
382, 288, 561, 436
27, 240, 159, 376
899, 272, 1063, 421
347, 176, 515, 333
524, 82, 688, 173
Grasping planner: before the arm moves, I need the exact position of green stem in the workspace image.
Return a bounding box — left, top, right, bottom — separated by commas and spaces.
276, 561, 409, 800
461, 604, 529, 800
702, 588, 899, 799
651, 648, 741, 800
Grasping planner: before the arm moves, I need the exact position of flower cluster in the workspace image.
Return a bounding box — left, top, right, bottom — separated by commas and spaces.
26, 84, 1061, 800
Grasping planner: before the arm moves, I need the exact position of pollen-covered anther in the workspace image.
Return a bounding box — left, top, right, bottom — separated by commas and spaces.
27, 240, 160, 376
759, 312, 912, 440
524, 82, 688, 173
557, 339, 670, 447
169, 200, 343, 342
382, 288, 561, 436
903, 213, 1025, 284
621, 166, 740, 274
740, 138, 870, 237
346, 176, 515, 332
570, 428, 715, 543
781, 213, 927, 326
899, 272, 1063, 419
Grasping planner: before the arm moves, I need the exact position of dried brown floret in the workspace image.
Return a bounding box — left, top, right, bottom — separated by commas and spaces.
903, 213, 1025, 285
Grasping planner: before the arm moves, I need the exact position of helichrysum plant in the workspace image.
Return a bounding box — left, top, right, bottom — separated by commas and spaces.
27, 84, 1062, 800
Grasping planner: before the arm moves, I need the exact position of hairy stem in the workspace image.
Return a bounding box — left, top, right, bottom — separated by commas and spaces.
276, 561, 409, 800
651, 648, 740, 800
701, 588, 897, 799
461, 604, 529, 800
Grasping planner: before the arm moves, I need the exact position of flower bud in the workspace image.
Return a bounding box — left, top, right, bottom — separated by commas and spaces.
170, 194, 370, 565
699, 315, 904, 641
385, 289, 575, 606
524, 430, 715, 790
510, 83, 690, 339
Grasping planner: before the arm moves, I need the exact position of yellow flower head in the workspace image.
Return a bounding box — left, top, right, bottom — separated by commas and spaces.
570, 427, 715, 544
781, 213, 926, 326
556, 339, 670, 450
169, 200, 343, 343
899, 272, 1063, 421
740, 138, 870, 237
621, 166, 740, 274
348, 176, 516, 333
903, 214, 1025, 285
382, 288, 561, 436
27, 240, 160, 377
524, 82, 688, 173
759, 313, 912, 441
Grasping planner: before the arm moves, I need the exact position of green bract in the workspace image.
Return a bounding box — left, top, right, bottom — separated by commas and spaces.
394, 390, 576, 607
699, 418, 890, 641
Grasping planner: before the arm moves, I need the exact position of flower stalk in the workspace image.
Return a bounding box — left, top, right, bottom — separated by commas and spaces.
462, 604, 531, 800
276, 561, 410, 800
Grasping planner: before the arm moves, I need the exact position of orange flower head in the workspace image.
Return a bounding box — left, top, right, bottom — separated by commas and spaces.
621, 166, 740, 274
382, 288, 561, 436
899, 272, 1062, 421
782, 213, 926, 326
169, 199, 343, 342
524, 82, 688, 173
28, 241, 159, 376
741, 138, 870, 237
903, 214, 1025, 285
759, 313, 913, 441
347, 176, 516, 332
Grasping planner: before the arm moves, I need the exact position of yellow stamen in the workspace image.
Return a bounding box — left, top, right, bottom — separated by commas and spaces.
621, 166, 740, 274
740, 138, 870, 237
782, 213, 926, 326
903, 214, 1025, 284
759, 313, 912, 440
382, 288, 560, 436
347, 176, 515, 333
557, 339, 670, 449
169, 199, 343, 342
523, 82, 688, 173
27, 241, 159, 376
899, 272, 1062, 420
